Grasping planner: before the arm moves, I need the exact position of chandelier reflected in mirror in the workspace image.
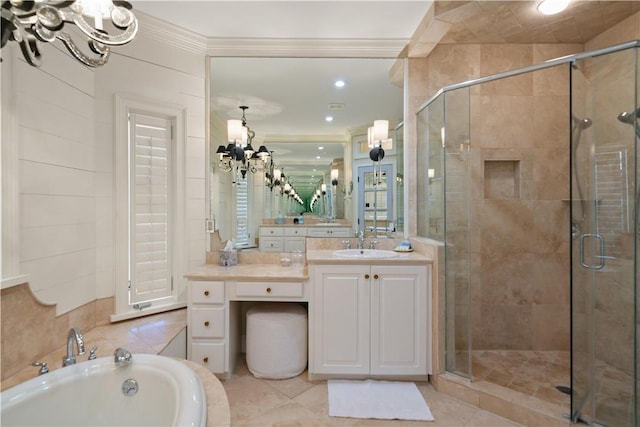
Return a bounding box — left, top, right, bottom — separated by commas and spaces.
1, 0, 138, 68
215, 106, 270, 183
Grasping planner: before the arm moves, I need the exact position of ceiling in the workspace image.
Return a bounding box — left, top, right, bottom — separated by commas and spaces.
131, 1, 638, 198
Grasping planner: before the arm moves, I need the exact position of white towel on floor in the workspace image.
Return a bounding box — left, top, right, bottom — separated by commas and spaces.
328, 379, 434, 421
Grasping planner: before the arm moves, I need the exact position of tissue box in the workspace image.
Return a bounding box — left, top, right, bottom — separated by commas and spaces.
219, 250, 238, 266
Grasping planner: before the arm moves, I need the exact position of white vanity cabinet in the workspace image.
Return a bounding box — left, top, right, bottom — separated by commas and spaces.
259, 225, 351, 252
259, 227, 285, 252
187, 280, 227, 374
187, 267, 309, 379
307, 226, 351, 238
284, 227, 307, 252
310, 263, 429, 378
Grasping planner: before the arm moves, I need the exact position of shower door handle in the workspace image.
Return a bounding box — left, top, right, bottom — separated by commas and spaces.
579, 233, 605, 270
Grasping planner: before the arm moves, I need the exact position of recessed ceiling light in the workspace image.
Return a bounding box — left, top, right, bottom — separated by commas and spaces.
316, 156, 321, 160
537, 0, 570, 15
325, 116, 333, 122
334, 80, 345, 88
318, 146, 324, 150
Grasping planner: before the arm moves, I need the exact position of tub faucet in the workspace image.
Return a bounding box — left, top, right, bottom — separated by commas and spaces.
62, 327, 85, 367
357, 230, 365, 249
114, 347, 133, 366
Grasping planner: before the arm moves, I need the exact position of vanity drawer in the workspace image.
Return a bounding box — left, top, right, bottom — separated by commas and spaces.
284, 227, 307, 236
260, 227, 284, 237
190, 307, 225, 338
190, 281, 225, 304
233, 281, 304, 299
260, 237, 284, 252
191, 342, 225, 373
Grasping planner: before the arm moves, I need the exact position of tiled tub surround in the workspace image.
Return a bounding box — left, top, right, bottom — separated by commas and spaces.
0, 309, 231, 427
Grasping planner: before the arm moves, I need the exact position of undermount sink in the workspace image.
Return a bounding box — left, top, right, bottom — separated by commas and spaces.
333, 249, 399, 259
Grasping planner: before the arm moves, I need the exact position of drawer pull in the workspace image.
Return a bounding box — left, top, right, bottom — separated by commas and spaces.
364, 274, 370, 279
374, 274, 379, 279
203, 357, 208, 363
204, 290, 209, 296
204, 321, 210, 327
266, 287, 272, 293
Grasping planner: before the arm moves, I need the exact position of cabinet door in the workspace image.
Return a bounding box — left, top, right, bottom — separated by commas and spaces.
284, 237, 305, 252
311, 265, 370, 375
191, 342, 226, 373
260, 237, 284, 252
370, 265, 428, 376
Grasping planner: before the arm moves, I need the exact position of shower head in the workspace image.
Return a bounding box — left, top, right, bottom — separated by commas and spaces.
618, 108, 640, 124
572, 116, 593, 130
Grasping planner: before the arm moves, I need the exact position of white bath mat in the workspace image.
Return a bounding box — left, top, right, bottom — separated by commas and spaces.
327, 379, 434, 421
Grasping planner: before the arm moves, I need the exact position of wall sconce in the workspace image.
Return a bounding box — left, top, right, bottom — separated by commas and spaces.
368, 119, 391, 162
331, 169, 339, 187
1, 0, 138, 68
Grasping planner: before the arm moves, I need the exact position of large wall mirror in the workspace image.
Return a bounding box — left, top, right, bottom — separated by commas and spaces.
208, 57, 403, 248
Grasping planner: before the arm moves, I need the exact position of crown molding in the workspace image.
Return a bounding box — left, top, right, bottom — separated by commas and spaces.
136, 12, 407, 59
137, 12, 208, 55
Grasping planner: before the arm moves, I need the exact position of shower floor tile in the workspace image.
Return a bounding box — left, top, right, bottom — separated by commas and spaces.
468, 350, 571, 409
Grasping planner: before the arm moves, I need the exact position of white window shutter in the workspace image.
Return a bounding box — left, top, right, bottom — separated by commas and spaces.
128, 113, 174, 304
235, 177, 251, 247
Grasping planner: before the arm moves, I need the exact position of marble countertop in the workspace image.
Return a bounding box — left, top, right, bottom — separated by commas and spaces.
306, 249, 432, 265
186, 263, 309, 281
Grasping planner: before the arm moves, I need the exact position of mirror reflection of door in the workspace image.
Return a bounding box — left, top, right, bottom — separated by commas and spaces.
357, 164, 393, 237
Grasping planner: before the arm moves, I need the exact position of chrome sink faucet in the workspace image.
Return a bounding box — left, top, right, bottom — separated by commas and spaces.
62, 327, 85, 366
357, 230, 365, 249
369, 240, 378, 249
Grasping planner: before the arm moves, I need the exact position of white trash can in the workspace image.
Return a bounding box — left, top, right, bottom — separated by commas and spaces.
246, 302, 308, 379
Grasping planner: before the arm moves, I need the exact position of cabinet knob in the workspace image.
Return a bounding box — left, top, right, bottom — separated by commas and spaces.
266, 287, 272, 293
374, 274, 379, 279
204, 321, 210, 327
203, 357, 208, 363
204, 290, 209, 296
364, 274, 370, 279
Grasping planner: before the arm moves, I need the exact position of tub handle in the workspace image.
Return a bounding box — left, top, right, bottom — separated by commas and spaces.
114, 348, 132, 366
31, 361, 49, 375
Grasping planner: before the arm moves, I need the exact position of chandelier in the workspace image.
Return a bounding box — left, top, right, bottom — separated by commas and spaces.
1, 0, 138, 68
215, 106, 270, 182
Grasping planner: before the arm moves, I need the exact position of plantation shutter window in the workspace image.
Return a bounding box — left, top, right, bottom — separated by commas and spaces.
128, 112, 174, 305
235, 177, 251, 247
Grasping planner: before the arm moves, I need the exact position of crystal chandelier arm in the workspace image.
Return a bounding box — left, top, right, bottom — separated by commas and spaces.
66, 8, 138, 46
55, 30, 109, 67
0, 8, 42, 66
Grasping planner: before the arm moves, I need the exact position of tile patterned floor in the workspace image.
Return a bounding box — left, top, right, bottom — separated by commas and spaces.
468, 350, 571, 409
221, 357, 524, 426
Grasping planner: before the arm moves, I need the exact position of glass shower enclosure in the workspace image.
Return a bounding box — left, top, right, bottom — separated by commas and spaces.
417, 41, 639, 426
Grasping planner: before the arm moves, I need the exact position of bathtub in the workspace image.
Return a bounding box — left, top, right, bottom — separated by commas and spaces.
1, 353, 207, 426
